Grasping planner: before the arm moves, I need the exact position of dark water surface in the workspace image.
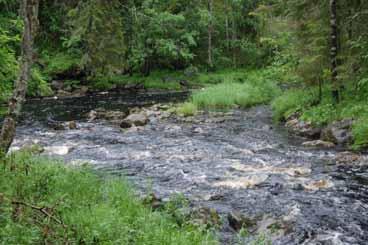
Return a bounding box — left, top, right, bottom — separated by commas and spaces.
11, 92, 368, 244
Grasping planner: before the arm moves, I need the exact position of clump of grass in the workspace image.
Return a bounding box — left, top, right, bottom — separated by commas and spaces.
191, 70, 280, 110
176, 102, 198, 117
0, 152, 217, 244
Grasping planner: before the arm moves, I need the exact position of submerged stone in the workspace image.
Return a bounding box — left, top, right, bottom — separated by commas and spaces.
227, 211, 256, 231
302, 140, 335, 148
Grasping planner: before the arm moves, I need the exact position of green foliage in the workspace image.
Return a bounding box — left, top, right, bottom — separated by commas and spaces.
352, 117, 368, 150
271, 88, 319, 122
271, 82, 368, 149
0, 16, 21, 103
0, 106, 6, 117
27, 68, 53, 97
301, 103, 337, 126
0, 152, 217, 244
91, 70, 185, 91
191, 69, 281, 110
42, 52, 80, 77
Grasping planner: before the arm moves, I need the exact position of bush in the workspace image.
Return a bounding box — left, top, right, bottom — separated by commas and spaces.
27, 68, 54, 97
271, 87, 320, 122
42, 52, 80, 77
0, 152, 217, 244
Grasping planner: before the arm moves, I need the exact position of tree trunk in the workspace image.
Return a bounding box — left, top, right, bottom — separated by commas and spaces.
232, 12, 237, 68
207, 0, 214, 70
0, 0, 39, 154
329, 0, 340, 103
225, 0, 230, 52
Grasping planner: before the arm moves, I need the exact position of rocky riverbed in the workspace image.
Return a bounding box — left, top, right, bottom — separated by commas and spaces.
10, 92, 368, 244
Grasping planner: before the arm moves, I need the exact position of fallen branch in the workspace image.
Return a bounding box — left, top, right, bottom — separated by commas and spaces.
11, 200, 67, 228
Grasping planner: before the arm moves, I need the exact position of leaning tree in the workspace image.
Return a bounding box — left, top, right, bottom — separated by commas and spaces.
0, 0, 39, 154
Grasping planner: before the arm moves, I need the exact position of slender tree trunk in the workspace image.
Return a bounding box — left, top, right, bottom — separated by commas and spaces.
232, 13, 237, 68
329, 0, 340, 103
0, 0, 39, 154
225, 0, 230, 52
207, 0, 214, 70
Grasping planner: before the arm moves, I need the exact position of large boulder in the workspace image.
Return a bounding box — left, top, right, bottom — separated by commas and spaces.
71, 86, 89, 97
285, 118, 321, 139
51, 80, 64, 91
120, 113, 149, 128
321, 119, 354, 145
227, 211, 256, 231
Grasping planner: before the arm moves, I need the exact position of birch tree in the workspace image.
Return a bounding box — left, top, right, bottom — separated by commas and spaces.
0, 0, 39, 154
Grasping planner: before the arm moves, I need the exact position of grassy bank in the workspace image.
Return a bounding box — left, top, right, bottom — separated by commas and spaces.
0, 152, 216, 244
271, 84, 368, 149
176, 69, 281, 116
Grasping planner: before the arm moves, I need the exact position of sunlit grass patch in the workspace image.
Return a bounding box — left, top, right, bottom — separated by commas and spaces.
191, 70, 281, 110
175, 102, 198, 117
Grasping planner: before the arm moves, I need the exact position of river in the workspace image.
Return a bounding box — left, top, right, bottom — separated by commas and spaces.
9, 91, 368, 244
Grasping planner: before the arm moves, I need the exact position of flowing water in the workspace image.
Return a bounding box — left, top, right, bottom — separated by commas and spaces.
9, 92, 368, 244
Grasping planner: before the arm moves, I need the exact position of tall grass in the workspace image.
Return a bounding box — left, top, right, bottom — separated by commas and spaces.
190, 70, 281, 110
0, 152, 217, 244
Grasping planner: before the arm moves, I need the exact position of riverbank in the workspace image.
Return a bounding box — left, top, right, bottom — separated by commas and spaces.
172, 67, 368, 151
0, 151, 216, 244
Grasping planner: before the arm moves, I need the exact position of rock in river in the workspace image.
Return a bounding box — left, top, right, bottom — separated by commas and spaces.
120, 113, 149, 128
87, 108, 128, 123
322, 119, 354, 145
302, 140, 335, 148
227, 211, 256, 231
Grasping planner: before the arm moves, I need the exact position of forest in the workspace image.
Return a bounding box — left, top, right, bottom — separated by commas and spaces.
1, 0, 368, 244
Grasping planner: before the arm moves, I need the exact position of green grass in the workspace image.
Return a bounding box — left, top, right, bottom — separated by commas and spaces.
189, 70, 281, 110
175, 102, 198, 117
271, 87, 320, 122
0, 152, 217, 244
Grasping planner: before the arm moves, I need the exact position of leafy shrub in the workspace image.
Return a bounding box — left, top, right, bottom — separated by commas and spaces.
301, 103, 337, 126
42, 52, 80, 77
27, 68, 53, 97
271, 88, 319, 121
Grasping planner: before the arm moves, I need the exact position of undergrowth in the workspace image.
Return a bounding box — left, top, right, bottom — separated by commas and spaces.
0, 152, 217, 244
271, 84, 368, 149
